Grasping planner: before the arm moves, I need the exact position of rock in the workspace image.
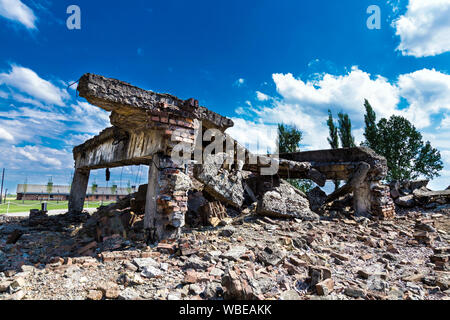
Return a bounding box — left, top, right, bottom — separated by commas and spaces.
221, 246, 247, 261
132, 257, 159, 271
141, 266, 163, 278
123, 261, 138, 272
9, 277, 26, 292
367, 278, 389, 292
118, 287, 140, 300
402, 274, 424, 282
97, 281, 120, 299
189, 284, 203, 295
382, 253, 398, 262
86, 289, 103, 300
409, 180, 429, 191
184, 256, 210, 270
6, 229, 23, 244
257, 245, 286, 266
415, 221, 436, 233
210, 268, 224, 277
307, 187, 327, 212
194, 153, 245, 208
0, 281, 12, 293
435, 274, 449, 291
184, 269, 198, 284
316, 278, 334, 296
219, 226, 236, 237
331, 252, 350, 262
279, 290, 301, 300
202, 281, 224, 299
167, 292, 182, 300
9, 289, 25, 300
308, 266, 332, 286
395, 195, 415, 208
257, 179, 319, 220
221, 269, 265, 300
344, 286, 366, 298
20, 265, 36, 273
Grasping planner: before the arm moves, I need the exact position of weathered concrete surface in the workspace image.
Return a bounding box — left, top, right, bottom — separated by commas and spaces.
255, 177, 319, 220
280, 148, 395, 218
73, 127, 166, 169
77, 73, 234, 131
307, 187, 327, 212
68, 168, 90, 214
279, 147, 387, 181
193, 153, 245, 208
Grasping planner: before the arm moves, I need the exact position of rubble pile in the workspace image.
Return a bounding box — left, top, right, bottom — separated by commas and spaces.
0, 201, 449, 300
390, 180, 450, 209
1, 73, 448, 300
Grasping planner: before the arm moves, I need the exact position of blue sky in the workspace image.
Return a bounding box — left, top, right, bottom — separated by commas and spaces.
0, 0, 449, 194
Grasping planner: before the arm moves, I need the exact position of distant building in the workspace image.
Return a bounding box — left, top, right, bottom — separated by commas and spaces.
16, 184, 134, 201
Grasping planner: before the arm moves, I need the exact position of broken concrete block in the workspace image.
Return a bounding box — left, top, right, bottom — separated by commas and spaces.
316, 278, 334, 296
86, 289, 104, 300
307, 187, 327, 212
395, 195, 415, 208
257, 179, 319, 220
194, 153, 245, 208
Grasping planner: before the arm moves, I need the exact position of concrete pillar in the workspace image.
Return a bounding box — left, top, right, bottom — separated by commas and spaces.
144, 153, 161, 242
353, 181, 372, 215
350, 162, 371, 216
68, 168, 90, 213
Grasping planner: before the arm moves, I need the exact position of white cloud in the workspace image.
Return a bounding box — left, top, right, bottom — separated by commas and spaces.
256, 91, 270, 101
272, 67, 400, 123
70, 101, 110, 134
226, 118, 278, 154
234, 78, 245, 87
398, 68, 450, 128
0, 65, 70, 106
0, 0, 37, 29
0, 126, 14, 141
394, 0, 450, 57
229, 66, 450, 189
440, 114, 450, 128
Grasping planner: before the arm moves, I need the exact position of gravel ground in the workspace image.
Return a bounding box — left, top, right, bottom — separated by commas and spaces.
0, 205, 449, 300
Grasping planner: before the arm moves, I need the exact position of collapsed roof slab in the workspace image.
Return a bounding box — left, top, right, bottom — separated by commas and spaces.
77, 73, 234, 131
278, 147, 388, 181
73, 126, 165, 170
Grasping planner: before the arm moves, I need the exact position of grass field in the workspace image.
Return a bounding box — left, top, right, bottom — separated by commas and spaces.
0, 199, 116, 214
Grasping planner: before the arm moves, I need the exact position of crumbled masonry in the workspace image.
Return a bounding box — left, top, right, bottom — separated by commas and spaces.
69, 73, 397, 242
2, 74, 447, 300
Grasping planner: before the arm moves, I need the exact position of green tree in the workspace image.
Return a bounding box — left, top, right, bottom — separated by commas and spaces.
326, 110, 340, 190
46, 177, 53, 195
327, 110, 339, 149
362, 99, 378, 150
277, 124, 303, 153
127, 180, 132, 194
22, 177, 28, 204
277, 123, 314, 193
91, 182, 98, 195
338, 112, 356, 148
363, 110, 443, 181
111, 184, 118, 195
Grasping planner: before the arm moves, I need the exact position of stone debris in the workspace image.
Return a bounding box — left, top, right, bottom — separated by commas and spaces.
255, 177, 319, 221
0, 201, 448, 301
1, 73, 448, 301
390, 180, 450, 209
